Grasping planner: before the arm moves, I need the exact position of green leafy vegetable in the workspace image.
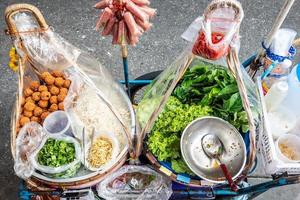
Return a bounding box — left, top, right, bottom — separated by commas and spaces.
147, 60, 249, 175
148, 96, 212, 174
38, 138, 76, 167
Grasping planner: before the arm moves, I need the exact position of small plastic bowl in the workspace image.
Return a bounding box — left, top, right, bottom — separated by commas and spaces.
43, 111, 73, 136
275, 134, 300, 163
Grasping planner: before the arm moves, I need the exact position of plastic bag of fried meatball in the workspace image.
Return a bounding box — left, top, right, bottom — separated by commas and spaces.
8, 11, 136, 180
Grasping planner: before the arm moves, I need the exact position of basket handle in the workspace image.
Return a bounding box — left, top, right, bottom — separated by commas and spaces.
5, 3, 49, 35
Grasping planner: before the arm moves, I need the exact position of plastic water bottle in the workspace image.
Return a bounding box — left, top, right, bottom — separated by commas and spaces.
283, 64, 300, 118
265, 81, 288, 112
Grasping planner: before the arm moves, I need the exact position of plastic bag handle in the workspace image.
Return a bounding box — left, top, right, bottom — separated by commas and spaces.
203, 0, 243, 22
5, 3, 49, 35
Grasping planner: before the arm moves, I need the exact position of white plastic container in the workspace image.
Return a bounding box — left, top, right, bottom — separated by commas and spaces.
267, 106, 296, 139
264, 81, 288, 112
257, 77, 300, 174
43, 111, 73, 136
275, 134, 300, 163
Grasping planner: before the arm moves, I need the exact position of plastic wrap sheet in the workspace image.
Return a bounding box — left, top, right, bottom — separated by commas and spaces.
97, 165, 172, 200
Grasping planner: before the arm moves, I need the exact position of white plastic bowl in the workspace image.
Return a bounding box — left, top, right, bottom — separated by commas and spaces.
84, 132, 120, 172
275, 134, 300, 163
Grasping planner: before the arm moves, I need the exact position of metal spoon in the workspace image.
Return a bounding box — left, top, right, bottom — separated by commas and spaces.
201, 133, 238, 192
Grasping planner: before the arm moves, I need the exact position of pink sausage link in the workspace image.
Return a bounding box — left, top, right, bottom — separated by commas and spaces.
124, 12, 140, 36
131, 0, 150, 6
96, 8, 113, 30
125, 0, 148, 22
94, 0, 111, 9
102, 16, 116, 36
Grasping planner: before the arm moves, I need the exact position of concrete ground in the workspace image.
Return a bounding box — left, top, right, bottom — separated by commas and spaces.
0, 0, 300, 199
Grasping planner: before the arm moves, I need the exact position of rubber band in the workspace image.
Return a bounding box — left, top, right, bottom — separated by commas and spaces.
262, 41, 296, 62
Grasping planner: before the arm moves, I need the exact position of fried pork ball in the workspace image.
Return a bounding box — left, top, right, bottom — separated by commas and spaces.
25, 97, 35, 103
24, 88, 33, 97
20, 116, 30, 126
23, 110, 33, 118
63, 79, 71, 88
33, 107, 43, 117
49, 86, 60, 95
32, 92, 41, 101
41, 91, 51, 101
38, 100, 48, 108
40, 111, 50, 120
51, 70, 63, 77
30, 81, 40, 91
45, 75, 55, 85
57, 94, 66, 102
49, 96, 58, 104
41, 72, 51, 80
58, 102, 64, 110
54, 77, 64, 87
49, 104, 58, 112
38, 85, 48, 92
21, 97, 25, 106
24, 102, 35, 111
59, 88, 68, 95
31, 116, 40, 123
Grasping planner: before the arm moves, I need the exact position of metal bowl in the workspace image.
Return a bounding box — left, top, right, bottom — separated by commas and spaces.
180, 116, 246, 183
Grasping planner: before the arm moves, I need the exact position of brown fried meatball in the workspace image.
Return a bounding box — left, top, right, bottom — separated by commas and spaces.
20, 116, 30, 126
41, 91, 51, 101
24, 88, 33, 97
25, 96, 35, 103
30, 81, 40, 91
23, 110, 33, 118
38, 85, 48, 92
45, 75, 55, 85
49, 96, 58, 104
63, 79, 71, 88
59, 88, 68, 95
58, 102, 64, 110
54, 77, 64, 87
24, 102, 36, 111
51, 70, 64, 78
31, 116, 40, 123
41, 71, 51, 80
32, 92, 41, 101
40, 112, 50, 120
57, 94, 66, 102
21, 97, 25, 106
38, 100, 48, 108
33, 107, 43, 117
49, 86, 60, 95
49, 104, 58, 112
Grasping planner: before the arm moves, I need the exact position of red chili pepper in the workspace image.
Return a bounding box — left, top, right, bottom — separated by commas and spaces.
192, 31, 229, 60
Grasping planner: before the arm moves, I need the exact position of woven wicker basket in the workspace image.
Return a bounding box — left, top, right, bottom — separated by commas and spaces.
5, 3, 135, 190
136, 0, 258, 187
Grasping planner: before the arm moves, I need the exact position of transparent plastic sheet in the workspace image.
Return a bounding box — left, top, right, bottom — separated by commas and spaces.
30, 135, 82, 178
96, 165, 172, 200
136, 0, 260, 179
11, 12, 135, 180
14, 122, 46, 179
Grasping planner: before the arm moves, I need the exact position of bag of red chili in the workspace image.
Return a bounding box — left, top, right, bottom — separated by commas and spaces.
192, 0, 244, 60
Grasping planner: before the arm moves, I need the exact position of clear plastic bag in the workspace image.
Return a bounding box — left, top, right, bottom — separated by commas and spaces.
14, 122, 46, 179
30, 135, 82, 178
97, 165, 172, 200
136, 0, 260, 180
9, 7, 136, 181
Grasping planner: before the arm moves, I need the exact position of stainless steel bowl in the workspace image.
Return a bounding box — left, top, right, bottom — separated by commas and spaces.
180, 116, 246, 183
